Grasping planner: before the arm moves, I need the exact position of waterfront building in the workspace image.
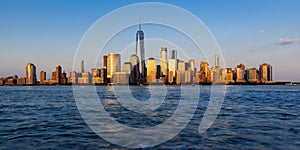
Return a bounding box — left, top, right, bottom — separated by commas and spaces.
17, 77, 26, 85
92, 68, 107, 85
178, 60, 186, 72
184, 70, 192, 84
68, 71, 78, 84
156, 65, 161, 79
189, 59, 196, 82
234, 63, 246, 83
136, 23, 146, 84
260, 63, 272, 83
103, 55, 108, 68
0, 78, 4, 85
122, 62, 132, 74
247, 68, 259, 83
168, 71, 174, 84
40, 71, 46, 84
26, 63, 37, 85
78, 72, 91, 84
61, 71, 67, 85
177, 60, 186, 84
129, 54, 139, 84
55, 65, 62, 84
112, 72, 129, 84
99, 68, 107, 84
198, 61, 211, 83
92, 68, 100, 78
146, 58, 157, 84
224, 68, 234, 83
160, 47, 168, 77
107, 53, 121, 80
168, 59, 177, 82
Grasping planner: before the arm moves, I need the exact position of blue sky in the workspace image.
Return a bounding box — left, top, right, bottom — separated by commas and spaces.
0, 0, 300, 81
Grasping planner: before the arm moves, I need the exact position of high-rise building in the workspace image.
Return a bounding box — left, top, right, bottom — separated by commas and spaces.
226, 68, 234, 83
26, 63, 37, 85
129, 54, 139, 84
215, 54, 220, 67
156, 65, 161, 79
122, 62, 132, 74
259, 63, 272, 83
234, 64, 246, 83
103, 55, 108, 68
177, 60, 186, 72
168, 59, 178, 81
136, 23, 146, 84
61, 71, 67, 85
189, 59, 195, 82
160, 47, 168, 76
247, 68, 259, 83
68, 71, 78, 84
55, 65, 62, 84
146, 58, 157, 84
107, 54, 121, 79
171, 50, 177, 59
92, 68, 100, 77
81, 60, 84, 73
40, 71, 46, 84
198, 61, 211, 83
112, 72, 129, 85
189, 59, 195, 72
78, 72, 91, 84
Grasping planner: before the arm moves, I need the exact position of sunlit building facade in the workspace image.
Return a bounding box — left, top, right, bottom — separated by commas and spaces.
160, 47, 168, 76
26, 63, 37, 85
146, 58, 157, 84
259, 63, 272, 83
247, 68, 259, 83
107, 54, 121, 79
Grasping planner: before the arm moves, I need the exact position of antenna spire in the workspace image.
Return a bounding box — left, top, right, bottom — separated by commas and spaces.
139, 20, 141, 30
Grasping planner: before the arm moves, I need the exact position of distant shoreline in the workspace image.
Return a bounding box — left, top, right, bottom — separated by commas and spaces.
1, 81, 299, 86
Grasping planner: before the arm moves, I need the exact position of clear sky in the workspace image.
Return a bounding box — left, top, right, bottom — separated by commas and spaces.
0, 0, 299, 81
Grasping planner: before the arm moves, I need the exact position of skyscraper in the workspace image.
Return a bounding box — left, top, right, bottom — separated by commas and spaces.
107, 54, 121, 79
122, 62, 132, 74
215, 54, 220, 67
136, 23, 146, 83
234, 63, 246, 83
168, 59, 177, 81
103, 55, 108, 68
55, 65, 62, 84
40, 71, 46, 84
247, 68, 259, 83
160, 47, 168, 76
146, 58, 157, 84
129, 54, 139, 84
26, 63, 37, 85
171, 50, 177, 59
259, 63, 272, 83
80, 60, 84, 73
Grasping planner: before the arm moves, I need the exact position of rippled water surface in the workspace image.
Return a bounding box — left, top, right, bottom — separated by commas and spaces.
0, 86, 299, 149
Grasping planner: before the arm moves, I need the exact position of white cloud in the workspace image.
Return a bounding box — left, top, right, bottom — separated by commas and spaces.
274, 38, 300, 46
258, 29, 265, 35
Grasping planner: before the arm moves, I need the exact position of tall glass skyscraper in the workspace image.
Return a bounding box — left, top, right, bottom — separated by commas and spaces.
107, 54, 121, 79
136, 23, 146, 84
26, 63, 37, 85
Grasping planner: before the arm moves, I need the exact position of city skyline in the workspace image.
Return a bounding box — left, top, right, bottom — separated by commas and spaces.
0, 1, 300, 81
0, 23, 282, 85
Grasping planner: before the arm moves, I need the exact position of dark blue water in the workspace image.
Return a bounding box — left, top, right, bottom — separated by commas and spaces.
0, 86, 299, 149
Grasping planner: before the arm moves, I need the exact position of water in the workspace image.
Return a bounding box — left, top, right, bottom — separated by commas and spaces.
0, 86, 299, 149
